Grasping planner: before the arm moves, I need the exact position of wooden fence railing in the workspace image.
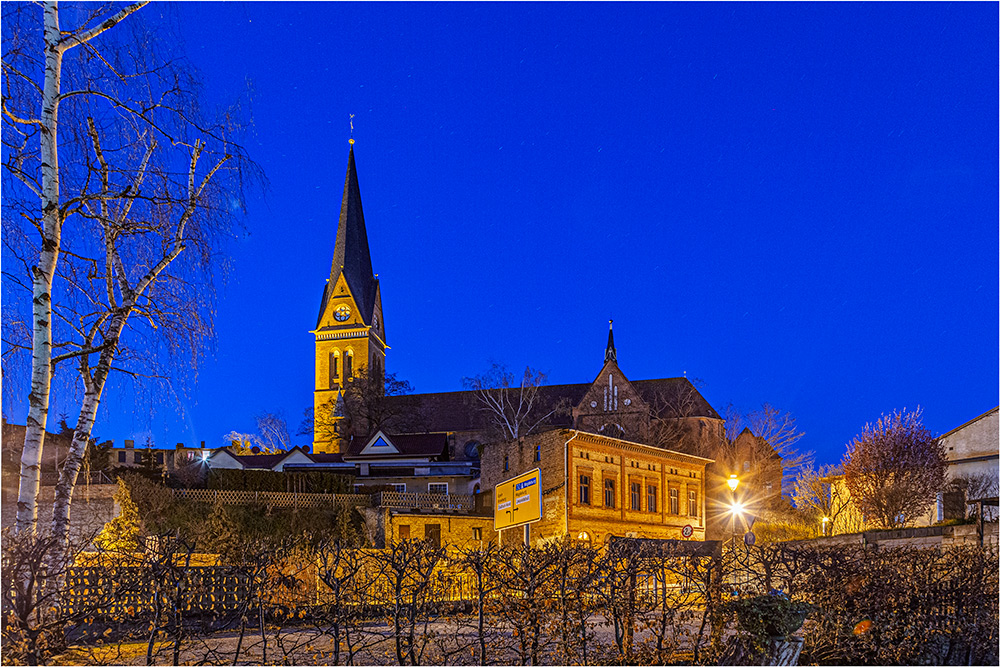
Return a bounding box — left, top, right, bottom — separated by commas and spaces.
173, 488, 371, 509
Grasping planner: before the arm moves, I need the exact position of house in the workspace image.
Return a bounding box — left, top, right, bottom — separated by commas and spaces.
480, 428, 713, 547
937, 407, 998, 522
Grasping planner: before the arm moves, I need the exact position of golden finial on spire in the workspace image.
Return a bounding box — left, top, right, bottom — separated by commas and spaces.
348, 114, 355, 145
609, 318, 613, 329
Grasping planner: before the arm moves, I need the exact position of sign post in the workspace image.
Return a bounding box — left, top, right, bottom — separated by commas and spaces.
495, 468, 542, 544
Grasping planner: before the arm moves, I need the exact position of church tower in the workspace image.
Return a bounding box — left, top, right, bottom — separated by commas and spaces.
311, 145, 387, 453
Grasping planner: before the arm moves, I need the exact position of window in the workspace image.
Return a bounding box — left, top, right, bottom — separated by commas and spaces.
155, 452, 164, 465
604, 479, 616, 509
743, 460, 750, 472
579, 474, 591, 505
424, 523, 441, 548
630, 482, 641, 510
118, 452, 126, 463
329, 352, 339, 387
647, 485, 658, 513
688, 490, 698, 517
669, 488, 679, 514
503, 455, 509, 472
398, 525, 410, 540
353, 484, 363, 493
344, 351, 353, 378
472, 527, 482, 541
428, 483, 448, 495
392, 483, 406, 493
534, 444, 541, 462
133, 452, 141, 464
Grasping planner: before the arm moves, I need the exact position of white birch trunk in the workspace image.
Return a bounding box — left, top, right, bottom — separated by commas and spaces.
15, 0, 148, 534
16, 2, 64, 533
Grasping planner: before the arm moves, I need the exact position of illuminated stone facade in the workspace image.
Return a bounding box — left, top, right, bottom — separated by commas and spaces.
481, 429, 712, 547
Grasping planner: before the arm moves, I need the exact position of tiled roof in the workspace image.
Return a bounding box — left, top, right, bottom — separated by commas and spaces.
345, 432, 450, 459
307, 452, 346, 464
231, 452, 289, 469
386, 376, 719, 433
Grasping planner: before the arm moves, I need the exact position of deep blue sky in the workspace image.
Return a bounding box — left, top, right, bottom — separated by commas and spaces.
25, 3, 1000, 465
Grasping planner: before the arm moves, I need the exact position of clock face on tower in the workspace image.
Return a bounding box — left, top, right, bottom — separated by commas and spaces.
334, 304, 351, 322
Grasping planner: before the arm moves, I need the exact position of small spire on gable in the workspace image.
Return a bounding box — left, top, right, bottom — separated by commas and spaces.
605, 319, 617, 363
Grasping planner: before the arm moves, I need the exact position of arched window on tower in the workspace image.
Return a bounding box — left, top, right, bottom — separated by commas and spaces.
344, 350, 353, 379
371, 356, 383, 383
328, 352, 339, 388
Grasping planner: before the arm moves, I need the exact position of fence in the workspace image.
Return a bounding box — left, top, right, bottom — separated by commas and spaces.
173, 488, 371, 509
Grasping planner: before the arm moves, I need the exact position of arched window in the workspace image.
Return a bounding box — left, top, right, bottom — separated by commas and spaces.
344, 350, 353, 378
600, 423, 626, 439
328, 352, 339, 388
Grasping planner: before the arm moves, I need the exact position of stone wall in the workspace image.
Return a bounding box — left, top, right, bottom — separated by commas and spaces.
1, 483, 118, 546
791, 522, 998, 550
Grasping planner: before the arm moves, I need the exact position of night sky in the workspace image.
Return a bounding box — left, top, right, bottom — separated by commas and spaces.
16, 2, 1000, 466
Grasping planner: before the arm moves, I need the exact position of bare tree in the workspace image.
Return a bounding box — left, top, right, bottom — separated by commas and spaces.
3, 0, 145, 533
842, 407, 946, 529
462, 362, 564, 443
3, 3, 258, 540
722, 402, 812, 489
647, 378, 720, 456
792, 463, 852, 535
255, 412, 291, 451
342, 367, 417, 439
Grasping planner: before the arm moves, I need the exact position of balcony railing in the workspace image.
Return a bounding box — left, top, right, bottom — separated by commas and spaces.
375, 491, 475, 512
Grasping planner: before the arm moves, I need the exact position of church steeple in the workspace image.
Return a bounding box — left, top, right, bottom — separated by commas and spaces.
319, 146, 377, 327
605, 319, 617, 363
312, 143, 387, 454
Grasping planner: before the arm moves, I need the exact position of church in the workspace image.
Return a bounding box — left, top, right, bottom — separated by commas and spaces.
308, 144, 761, 546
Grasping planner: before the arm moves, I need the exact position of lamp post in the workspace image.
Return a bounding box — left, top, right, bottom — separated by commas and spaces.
727, 474, 740, 590
727, 474, 740, 543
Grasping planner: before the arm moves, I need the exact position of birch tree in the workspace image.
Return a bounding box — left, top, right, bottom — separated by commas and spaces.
3, 1, 147, 533
2, 2, 258, 539
462, 362, 565, 443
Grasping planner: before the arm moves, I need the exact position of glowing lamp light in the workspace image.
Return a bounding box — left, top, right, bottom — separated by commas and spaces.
201, 451, 209, 461
727, 474, 740, 492
853, 619, 873, 636
731, 502, 744, 516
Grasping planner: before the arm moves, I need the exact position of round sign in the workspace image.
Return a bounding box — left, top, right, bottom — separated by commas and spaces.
681, 525, 693, 539
743, 531, 756, 547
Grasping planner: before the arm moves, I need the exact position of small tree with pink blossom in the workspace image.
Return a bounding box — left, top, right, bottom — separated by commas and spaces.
842, 407, 946, 529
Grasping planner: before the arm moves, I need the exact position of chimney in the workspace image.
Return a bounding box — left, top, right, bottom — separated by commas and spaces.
124, 439, 134, 449
200, 441, 205, 449
176, 442, 183, 450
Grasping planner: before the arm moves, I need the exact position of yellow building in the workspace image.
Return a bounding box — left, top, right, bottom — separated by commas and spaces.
312, 146, 388, 453
482, 428, 713, 547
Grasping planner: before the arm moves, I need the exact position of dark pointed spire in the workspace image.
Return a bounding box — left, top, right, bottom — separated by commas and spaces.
319, 145, 377, 325
605, 319, 617, 363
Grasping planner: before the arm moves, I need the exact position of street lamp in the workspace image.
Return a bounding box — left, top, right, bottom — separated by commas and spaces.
822, 516, 830, 536
727, 474, 740, 544
727, 473, 741, 590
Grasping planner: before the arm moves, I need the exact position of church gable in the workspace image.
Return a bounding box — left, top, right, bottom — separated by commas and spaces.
573, 361, 650, 439
318, 273, 364, 330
